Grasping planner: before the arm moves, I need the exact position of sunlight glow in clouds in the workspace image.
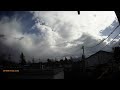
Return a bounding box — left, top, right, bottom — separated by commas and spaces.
0, 11, 118, 61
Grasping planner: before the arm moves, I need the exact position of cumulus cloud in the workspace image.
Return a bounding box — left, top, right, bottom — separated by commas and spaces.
30, 11, 118, 56
0, 11, 119, 62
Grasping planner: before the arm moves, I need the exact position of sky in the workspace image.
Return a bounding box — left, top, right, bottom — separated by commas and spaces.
0, 11, 119, 62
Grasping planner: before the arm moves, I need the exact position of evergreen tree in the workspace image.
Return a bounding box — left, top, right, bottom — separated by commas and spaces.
65, 57, 68, 64
47, 58, 51, 66
20, 52, 26, 65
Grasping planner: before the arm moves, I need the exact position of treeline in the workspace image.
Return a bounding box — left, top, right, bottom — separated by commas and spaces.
0, 52, 75, 67
0, 46, 120, 67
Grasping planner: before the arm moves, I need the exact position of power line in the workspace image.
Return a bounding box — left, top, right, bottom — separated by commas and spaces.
52, 24, 120, 57
85, 23, 120, 54
89, 24, 120, 49
100, 32, 120, 50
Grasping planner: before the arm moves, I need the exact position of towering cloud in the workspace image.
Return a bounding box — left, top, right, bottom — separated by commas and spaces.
0, 11, 119, 62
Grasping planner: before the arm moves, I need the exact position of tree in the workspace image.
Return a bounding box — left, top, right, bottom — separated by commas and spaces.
47, 58, 50, 62
60, 59, 63, 64
64, 57, 68, 64
8, 54, 11, 61
47, 58, 52, 66
0, 54, 6, 65
32, 57, 35, 63
20, 52, 26, 65
0, 54, 5, 61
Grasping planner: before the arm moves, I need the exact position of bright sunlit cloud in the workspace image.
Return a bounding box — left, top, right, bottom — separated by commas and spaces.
0, 11, 119, 62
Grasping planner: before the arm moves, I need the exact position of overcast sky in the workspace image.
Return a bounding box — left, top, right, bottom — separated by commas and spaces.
0, 11, 119, 62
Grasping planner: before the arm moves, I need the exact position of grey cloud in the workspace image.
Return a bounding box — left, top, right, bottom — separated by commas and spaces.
0, 11, 119, 62
0, 34, 5, 38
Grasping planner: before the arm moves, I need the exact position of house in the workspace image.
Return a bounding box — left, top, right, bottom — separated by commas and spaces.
85, 50, 114, 67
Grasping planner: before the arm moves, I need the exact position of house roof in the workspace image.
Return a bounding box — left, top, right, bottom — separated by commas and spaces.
85, 50, 113, 60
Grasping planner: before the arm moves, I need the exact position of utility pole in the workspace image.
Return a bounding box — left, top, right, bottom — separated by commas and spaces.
82, 46, 85, 56
81, 46, 86, 72
81, 46, 85, 60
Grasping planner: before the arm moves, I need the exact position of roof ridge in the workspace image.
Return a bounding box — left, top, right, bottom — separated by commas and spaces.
85, 50, 113, 60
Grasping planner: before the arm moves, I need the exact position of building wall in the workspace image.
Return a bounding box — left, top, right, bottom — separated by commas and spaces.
85, 51, 113, 67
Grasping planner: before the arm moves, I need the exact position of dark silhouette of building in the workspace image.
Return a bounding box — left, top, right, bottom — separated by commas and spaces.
113, 47, 120, 62
86, 50, 113, 67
